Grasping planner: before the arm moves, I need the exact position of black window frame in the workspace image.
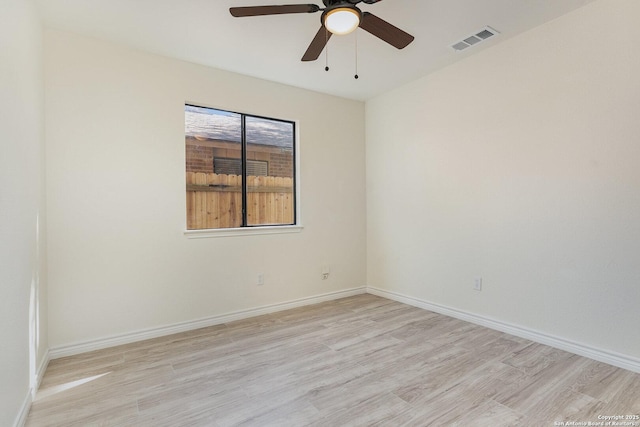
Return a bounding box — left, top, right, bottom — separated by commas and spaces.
185, 104, 297, 229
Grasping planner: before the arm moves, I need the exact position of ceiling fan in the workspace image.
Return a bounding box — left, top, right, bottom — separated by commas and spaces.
229, 1, 415, 62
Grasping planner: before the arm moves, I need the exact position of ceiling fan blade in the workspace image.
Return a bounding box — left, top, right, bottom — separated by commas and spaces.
301, 26, 332, 61
359, 12, 414, 49
230, 4, 320, 17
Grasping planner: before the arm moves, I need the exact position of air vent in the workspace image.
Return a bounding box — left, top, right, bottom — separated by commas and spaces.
451, 26, 499, 51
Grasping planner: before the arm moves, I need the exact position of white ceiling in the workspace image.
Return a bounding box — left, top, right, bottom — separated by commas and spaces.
35, 0, 596, 101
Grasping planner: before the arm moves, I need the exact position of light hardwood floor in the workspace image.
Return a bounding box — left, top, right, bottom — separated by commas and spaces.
26, 294, 640, 426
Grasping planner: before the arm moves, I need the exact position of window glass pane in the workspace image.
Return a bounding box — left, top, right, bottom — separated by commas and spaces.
185, 106, 243, 229
245, 116, 295, 226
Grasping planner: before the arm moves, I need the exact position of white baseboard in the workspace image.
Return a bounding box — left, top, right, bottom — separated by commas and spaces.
367, 286, 640, 374
50, 287, 366, 359
35, 349, 50, 393
46, 284, 639, 374
13, 392, 31, 427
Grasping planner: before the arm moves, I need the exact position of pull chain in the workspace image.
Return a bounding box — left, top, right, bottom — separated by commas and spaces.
354, 29, 359, 79
325, 28, 330, 71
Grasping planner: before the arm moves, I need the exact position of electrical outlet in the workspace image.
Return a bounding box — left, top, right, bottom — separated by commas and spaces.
474, 278, 482, 291
257, 274, 264, 286
321, 266, 330, 280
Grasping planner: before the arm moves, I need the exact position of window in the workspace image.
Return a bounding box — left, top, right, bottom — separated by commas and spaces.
185, 105, 295, 230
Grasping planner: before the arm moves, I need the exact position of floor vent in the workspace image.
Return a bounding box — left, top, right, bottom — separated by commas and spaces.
451, 26, 499, 51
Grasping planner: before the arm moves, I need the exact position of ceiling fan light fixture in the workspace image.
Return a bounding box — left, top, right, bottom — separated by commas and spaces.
324, 7, 360, 35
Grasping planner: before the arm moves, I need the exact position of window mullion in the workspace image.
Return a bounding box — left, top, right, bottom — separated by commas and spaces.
241, 114, 248, 227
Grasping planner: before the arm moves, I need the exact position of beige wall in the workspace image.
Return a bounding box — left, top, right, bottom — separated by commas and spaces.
45, 30, 366, 348
0, 0, 47, 425
366, 0, 640, 359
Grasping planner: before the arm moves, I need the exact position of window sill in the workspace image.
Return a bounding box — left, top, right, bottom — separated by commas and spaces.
184, 225, 303, 239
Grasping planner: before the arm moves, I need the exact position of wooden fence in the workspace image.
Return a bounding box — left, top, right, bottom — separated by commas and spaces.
186, 172, 294, 229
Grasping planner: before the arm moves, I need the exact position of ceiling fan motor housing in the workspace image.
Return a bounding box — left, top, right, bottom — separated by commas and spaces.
322, 0, 382, 4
